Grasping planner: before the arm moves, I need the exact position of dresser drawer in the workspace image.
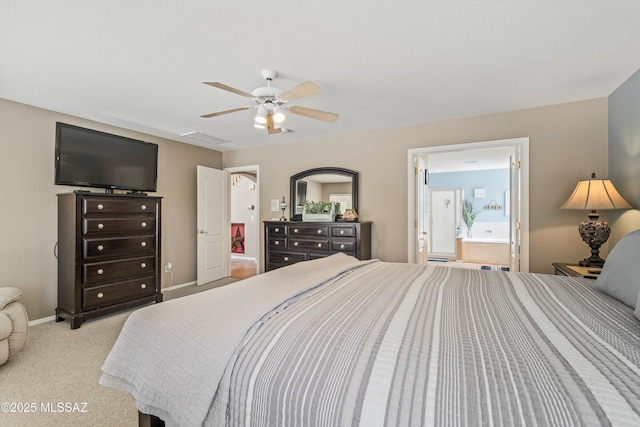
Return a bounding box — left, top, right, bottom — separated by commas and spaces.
267, 224, 287, 236
331, 226, 356, 238
83, 217, 155, 235
83, 235, 155, 260
290, 225, 329, 237
82, 276, 156, 310
83, 198, 156, 215
269, 237, 288, 249
290, 238, 330, 251
83, 256, 155, 286
331, 240, 356, 253
269, 251, 306, 265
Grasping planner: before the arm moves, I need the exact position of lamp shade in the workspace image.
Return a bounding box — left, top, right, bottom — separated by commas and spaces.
561, 174, 632, 210
254, 106, 268, 124
272, 106, 286, 123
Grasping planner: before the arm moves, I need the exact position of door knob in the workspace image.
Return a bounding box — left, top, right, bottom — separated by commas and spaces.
198, 230, 208, 234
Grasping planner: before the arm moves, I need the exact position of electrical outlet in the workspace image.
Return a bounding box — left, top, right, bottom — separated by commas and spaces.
165, 262, 172, 272
271, 199, 279, 212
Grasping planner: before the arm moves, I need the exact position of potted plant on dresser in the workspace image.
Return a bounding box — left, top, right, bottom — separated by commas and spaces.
302, 200, 338, 222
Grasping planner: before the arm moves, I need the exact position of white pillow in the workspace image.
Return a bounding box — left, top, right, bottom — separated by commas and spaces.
596, 229, 640, 308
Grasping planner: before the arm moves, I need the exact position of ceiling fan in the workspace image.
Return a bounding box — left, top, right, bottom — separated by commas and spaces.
201, 70, 339, 134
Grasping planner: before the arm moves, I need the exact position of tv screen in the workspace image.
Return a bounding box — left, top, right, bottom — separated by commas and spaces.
55, 122, 158, 193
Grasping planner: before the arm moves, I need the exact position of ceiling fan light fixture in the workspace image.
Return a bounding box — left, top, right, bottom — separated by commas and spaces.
273, 106, 286, 123
255, 106, 267, 124
254, 122, 265, 129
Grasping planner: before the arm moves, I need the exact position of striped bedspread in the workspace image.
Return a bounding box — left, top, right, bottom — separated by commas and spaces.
102, 254, 640, 426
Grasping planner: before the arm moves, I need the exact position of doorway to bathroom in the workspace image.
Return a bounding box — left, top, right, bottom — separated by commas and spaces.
408, 137, 529, 272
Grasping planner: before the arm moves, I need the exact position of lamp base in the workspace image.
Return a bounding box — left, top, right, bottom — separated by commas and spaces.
577, 213, 609, 268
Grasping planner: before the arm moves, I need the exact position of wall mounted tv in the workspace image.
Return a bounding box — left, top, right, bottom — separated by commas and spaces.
55, 122, 158, 193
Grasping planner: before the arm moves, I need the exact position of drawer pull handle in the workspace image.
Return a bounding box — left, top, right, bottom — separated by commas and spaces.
317, 243, 323, 248
97, 292, 104, 299
97, 269, 104, 275
98, 223, 104, 229
141, 204, 147, 210
97, 245, 104, 251
141, 284, 147, 289
317, 229, 322, 234
293, 228, 299, 233
275, 241, 280, 245
284, 257, 289, 261
141, 262, 147, 268
275, 227, 280, 232
97, 204, 104, 210
340, 244, 345, 249
141, 241, 147, 247
141, 222, 147, 228
294, 242, 299, 247
340, 230, 345, 235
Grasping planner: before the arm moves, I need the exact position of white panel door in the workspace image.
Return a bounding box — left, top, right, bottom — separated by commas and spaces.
510, 147, 522, 272
197, 165, 229, 285
429, 189, 457, 257
416, 157, 428, 264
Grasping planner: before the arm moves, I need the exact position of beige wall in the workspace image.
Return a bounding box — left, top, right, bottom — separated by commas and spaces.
223, 98, 609, 274
0, 98, 222, 321
0, 96, 613, 321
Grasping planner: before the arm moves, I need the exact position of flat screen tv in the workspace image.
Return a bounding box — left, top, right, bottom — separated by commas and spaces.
55, 122, 158, 193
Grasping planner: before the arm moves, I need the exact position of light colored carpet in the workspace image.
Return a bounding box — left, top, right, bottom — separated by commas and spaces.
0, 277, 238, 427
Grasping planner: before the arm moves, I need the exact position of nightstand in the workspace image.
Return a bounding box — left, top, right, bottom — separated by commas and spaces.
552, 263, 602, 280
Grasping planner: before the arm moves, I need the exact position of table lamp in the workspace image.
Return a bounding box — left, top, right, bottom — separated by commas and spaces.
561, 173, 632, 267
279, 197, 288, 222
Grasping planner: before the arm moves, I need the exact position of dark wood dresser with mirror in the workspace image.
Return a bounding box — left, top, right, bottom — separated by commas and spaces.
56, 192, 162, 329
266, 166, 371, 271
264, 221, 372, 271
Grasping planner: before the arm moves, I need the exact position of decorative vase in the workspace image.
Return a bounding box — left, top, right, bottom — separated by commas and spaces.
467, 230, 472, 238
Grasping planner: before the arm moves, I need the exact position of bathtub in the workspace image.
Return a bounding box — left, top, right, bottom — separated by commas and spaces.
459, 238, 510, 265
462, 237, 510, 244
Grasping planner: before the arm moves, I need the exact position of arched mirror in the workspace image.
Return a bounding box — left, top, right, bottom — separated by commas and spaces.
290, 167, 359, 221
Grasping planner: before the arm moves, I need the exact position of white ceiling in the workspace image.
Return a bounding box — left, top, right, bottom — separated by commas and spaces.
2, 1, 640, 152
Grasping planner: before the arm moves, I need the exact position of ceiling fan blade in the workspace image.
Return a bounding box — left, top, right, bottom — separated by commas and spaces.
201, 106, 250, 118
279, 81, 323, 102
288, 105, 339, 123
266, 111, 281, 134
203, 82, 254, 98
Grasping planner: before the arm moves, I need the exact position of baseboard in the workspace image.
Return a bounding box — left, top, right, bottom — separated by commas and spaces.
163, 281, 197, 292
29, 315, 57, 327
231, 255, 256, 261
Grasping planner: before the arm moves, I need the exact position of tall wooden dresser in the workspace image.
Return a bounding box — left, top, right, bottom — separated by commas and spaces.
56, 192, 162, 329
264, 221, 372, 272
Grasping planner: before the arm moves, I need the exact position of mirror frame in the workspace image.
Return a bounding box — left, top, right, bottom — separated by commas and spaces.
289, 167, 359, 221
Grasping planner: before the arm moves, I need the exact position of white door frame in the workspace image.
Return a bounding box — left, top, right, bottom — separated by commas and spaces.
225, 165, 260, 276
407, 137, 530, 272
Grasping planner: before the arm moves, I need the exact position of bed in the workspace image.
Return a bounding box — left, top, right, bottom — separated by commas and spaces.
100, 245, 640, 426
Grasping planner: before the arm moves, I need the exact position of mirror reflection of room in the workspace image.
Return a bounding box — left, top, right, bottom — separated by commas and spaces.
290, 168, 358, 221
